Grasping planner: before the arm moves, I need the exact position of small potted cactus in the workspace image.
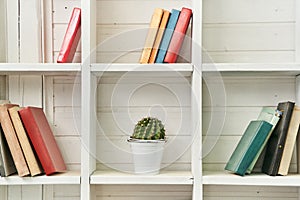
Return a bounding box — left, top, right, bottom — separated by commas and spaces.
128, 117, 166, 175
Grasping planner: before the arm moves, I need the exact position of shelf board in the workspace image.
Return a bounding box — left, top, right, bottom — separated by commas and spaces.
0, 171, 80, 185
90, 63, 193, 77
90, 170, 193, 185
202, 63, 300, 75
203, 171, 300, 187
0, 63, 81, 75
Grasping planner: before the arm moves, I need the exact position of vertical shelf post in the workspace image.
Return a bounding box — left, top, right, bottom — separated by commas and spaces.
191, 0, 202, 199
81, 0, 97, 199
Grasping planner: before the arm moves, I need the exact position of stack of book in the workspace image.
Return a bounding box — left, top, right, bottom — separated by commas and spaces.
0, 102, 66, 177
140, 7, 193, 64
225, 101, 300, 176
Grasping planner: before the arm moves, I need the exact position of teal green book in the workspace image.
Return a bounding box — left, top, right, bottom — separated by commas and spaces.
246, 107, 282, 174
225, 120, 272, 176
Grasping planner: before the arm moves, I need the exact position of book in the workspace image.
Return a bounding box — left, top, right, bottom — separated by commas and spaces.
19, 107, 66, 175
278, 106, 300, 175
155, 9, 180, 63
0, 125, 17, 176
246, 107, 282, 174
9, 106, 43, 176
225, 120, 272, 176
164, 7, 192, 63
0, 104, 30, 176
57, 7, 81, 63
148, 10, 170, 63
139, 8, 164, 64
262, 101, 295, 176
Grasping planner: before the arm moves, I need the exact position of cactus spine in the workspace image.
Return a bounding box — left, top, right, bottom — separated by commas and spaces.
131, 117, 165, 140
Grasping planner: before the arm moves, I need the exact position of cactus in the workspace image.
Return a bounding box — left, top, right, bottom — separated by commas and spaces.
131, 117, 165, 140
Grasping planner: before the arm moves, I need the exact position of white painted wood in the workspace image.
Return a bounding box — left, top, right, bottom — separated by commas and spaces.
8, 186, 21, 200
203, 63, 300, 74
8, 75, 43, 107
203, 23, 294, 52
203, 50, 295, 63
0, 171, 80, 185
96, 0, 191, 24
203, 171, 300, 186
296, 0, 300, 62
203, 0, 294, 23
0, 186, 7, 200
94, 185, 192, 200
43, 0, 54, 63
91, 171, 193, 184
0, 63, 81, 74
19, 0, 42, 62
43, 185, 54, 200
6, 0, 18, 62
0, 0, 6, 62
21, 186, 43, 200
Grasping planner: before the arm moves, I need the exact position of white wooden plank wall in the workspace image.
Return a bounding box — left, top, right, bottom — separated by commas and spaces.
0, 0, 6, 62
204, 185, 299, 200
96, 74, 192, 172
46, 76, 81, 171
202, 0, 296, 63
94, 185, 192, 200
95, 0, 192, 63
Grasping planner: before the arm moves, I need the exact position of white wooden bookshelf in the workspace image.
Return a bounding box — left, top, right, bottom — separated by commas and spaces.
0, 171, 80, 185
203, 171, 300, 187
90, 170, 193, 185
0, 63, 81, 75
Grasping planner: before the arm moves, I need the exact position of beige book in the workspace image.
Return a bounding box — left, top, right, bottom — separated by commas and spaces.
9, 106, 43, 176
278, 106, 300, 175
139, 8, 164, 64
148, 10, 170, 63
0, 104, 30, 176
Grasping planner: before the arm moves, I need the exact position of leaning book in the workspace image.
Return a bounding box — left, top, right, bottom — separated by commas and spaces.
225, 120, 272, 176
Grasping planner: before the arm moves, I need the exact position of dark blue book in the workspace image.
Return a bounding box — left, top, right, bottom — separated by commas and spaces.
155, 9, 180, 63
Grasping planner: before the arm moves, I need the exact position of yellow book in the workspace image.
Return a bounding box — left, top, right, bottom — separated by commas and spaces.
9, 106, 43, 176
278, 106, 300, 175
139, 8, 164, 64
148, 10, 170, 63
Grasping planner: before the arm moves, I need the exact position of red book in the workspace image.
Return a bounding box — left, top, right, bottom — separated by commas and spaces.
164, 7, 192, 63
19, 107, 66, 175
57, 7, 81, 63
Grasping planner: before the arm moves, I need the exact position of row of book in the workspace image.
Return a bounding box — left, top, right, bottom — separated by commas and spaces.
225, 101, 299, 176
0, 101, 66, 177
140, 7, 193, 64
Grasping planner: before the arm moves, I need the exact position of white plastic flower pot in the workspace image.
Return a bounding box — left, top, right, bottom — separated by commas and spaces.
128, 139, 165, 175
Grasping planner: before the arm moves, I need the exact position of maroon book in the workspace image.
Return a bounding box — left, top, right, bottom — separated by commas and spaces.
164, 7, 192, 63
57, 7, 81, 63
19, 107, 66, 175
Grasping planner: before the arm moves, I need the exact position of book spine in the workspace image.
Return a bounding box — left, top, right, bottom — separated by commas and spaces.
262, 101, 295, 176
19, 108, 55, 175
139, 8, 164, 64
164, 7, 192, 63
148, 10, 170, 63
57, 7, 81, 63
155, 9, 180, 63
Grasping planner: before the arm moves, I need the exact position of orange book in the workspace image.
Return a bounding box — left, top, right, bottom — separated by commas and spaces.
0, 104, 30, 176
139, 8, 164, 64
19, 107, 66, 175
148, 10, 170, 63
57, 7, 81, 63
